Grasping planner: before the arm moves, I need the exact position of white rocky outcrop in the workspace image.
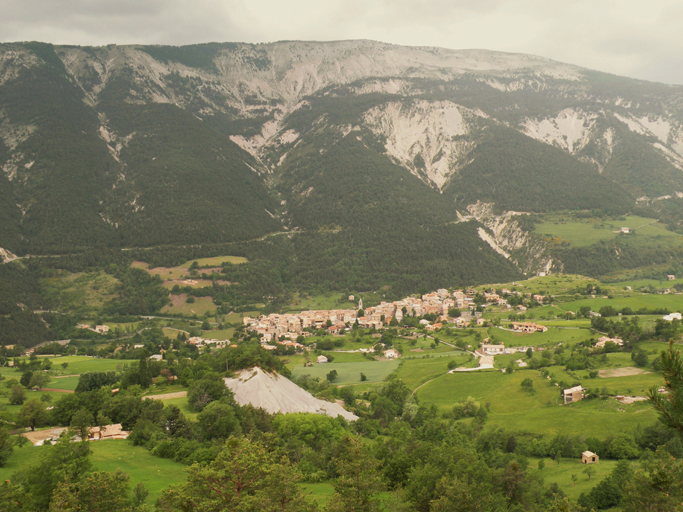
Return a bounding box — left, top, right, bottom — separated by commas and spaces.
224, 367, 358, 421
363, 100, 483, 189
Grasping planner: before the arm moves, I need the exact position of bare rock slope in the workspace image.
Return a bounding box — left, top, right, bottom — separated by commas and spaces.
224, 367, 358, 421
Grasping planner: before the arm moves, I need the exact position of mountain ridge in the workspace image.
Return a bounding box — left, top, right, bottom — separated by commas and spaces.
2, 39, 683, 291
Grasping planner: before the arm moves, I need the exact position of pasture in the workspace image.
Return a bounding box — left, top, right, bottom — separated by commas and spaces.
162, 294, 217, 316
533, 215, 680, 247
416, 369, 659, 437
531, 457, 620, 500
291, 360, 400, 385
286, 292, 358, 313
487, 326, 592, 348
0, 441, 187, 502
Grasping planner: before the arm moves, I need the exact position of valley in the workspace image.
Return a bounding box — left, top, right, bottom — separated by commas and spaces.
1, 39, 683, 511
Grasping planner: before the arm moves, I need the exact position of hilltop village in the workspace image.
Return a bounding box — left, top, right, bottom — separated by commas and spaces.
243, 288, 547, 346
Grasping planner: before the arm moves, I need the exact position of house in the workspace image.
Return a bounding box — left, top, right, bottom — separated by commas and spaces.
317, 355, 328, 364
94, 325, 110, 334
595, 336, 624, 348
667, 275, 676, 280
563, 385, 585, 404
383, 349, 401, 359
148, 354, 163, 362
87, 424, 131, 441
582, 451, 599, 464
511, 322, 548, 333
532, 294, 545, 302
663, 312, 682, 322
589, 311, 601, 318
482, 344, 505, 355
620, 227, 630, 234
516, 305, 527, 312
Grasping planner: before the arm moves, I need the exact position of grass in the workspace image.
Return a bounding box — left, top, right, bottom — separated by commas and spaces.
416, 369, 659, 437
47, 375, 80, 391
395, 353, 472, 390
40, 270, 120, 315
286, 292, 358, 313
303, 482, 335, 507
557, 294, 683, 313
162, 397, 198, 420
133, 256, 247, 281
534, 215, 680, 247
0, 441, 187, 502
531, 457, 619, 500
162, 294, 217, 316
487, 326, 592, 348
291, 360, 400, 385
41, 356, 136, 375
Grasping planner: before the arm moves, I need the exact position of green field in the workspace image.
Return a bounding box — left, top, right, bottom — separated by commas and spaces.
48, 375, 80, 391
0, 441, 186, 502
286, 292, 358, 313
487, 326, 592, 348
534, 215, 681, 247
291, 360, 400, 385
395, 353, 472, 390
162, 294, 217, 316
531, 457, 619, 500
416, 369, 659, 437
39, 356, 136, 375
558, 294, 683, 313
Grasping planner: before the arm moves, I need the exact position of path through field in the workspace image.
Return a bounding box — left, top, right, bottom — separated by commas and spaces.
142, 391, 187, 401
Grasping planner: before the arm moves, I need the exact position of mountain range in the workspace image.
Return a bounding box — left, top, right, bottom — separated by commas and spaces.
2, 39, 683, 290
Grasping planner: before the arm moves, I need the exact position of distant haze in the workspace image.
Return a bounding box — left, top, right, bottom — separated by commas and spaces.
1, 0, 682, 85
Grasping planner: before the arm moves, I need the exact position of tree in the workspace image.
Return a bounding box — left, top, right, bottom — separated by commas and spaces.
326, 370, 338, 382
18, 400, 49, 431
583, 466, 595, 481
571, 474, 577, 486
360, 373, 367, 382
537, 460, 545, 471
157, 437, 317, 512
197, 401, 239, 440
328, 436, 385, 512
49, 469, 138, 512
29, 372, 51, 390
187, 378, 229, 412
18, 433, 93, 511
70, 408, 94, 441
447, 360, 457, 370
520, 378, 534, 393
526, 347, 533, 359
8, 385, 26, 405
650, 341, 683, 437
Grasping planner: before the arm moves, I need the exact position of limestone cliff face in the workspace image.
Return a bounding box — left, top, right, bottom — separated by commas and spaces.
466, 202, 552, 276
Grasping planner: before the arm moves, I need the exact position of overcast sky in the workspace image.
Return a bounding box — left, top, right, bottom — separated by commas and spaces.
2, 0, 682, 85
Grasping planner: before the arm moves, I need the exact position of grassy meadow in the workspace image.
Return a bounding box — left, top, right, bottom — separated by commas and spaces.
534, 215, 681, 247
291, 360, 400, 385
0, 441, 187, 502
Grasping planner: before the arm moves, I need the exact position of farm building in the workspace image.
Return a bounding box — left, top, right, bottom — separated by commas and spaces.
582, 451, 599, 464
317, 355, 328, 364
383, 348, 401, 359
595, 336, 624, 348
511, 322, 548, 333
482, 344, 505, 355
563, 385, 585, 404
663, 312, 682, 322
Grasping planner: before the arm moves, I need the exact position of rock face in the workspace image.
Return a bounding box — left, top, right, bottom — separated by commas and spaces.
224, 367, 358, 421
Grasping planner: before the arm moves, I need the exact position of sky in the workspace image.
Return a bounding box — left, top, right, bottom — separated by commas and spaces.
2, 0, 682, 85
